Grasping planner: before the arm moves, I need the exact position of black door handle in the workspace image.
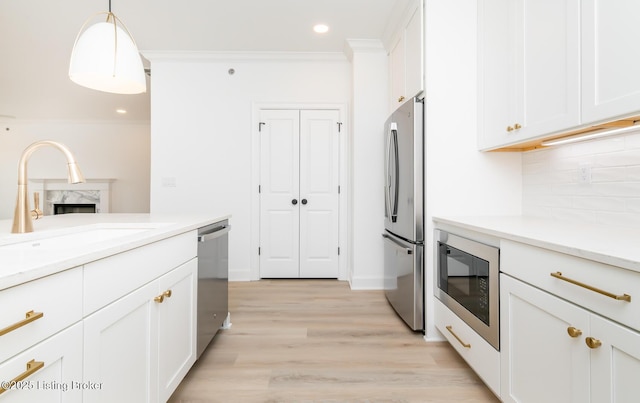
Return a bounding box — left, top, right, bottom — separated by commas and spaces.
301, 199, 308, 205
292, 199, 298, 205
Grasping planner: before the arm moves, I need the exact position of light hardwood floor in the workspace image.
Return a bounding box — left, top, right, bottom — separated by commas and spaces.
169, 279, 500, 403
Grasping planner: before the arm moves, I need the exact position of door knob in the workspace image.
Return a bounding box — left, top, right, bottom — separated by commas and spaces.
292, 199, 298, 205
301, 199, 308, 205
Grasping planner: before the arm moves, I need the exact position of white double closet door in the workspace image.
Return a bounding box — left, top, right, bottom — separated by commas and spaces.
259, 109, 340, 278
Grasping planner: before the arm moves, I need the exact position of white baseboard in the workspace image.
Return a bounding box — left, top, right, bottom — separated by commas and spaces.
348, 276, 386, 290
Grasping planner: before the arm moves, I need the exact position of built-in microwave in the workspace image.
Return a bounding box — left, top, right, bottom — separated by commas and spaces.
435, 230, 500, 350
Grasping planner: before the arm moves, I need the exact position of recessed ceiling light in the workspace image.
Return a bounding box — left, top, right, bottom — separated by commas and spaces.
313, 24, 329, 34
116, 108, 127, 114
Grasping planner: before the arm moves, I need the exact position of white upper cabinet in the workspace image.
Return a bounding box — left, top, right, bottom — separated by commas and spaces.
478, 0, 581, 151
389, 0, 423, 110
404, 6, 423, 101
390, 34, 407, 107
581, 0, 640, 124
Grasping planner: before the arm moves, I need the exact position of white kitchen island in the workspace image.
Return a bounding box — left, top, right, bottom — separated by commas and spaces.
0, 213, 229, 403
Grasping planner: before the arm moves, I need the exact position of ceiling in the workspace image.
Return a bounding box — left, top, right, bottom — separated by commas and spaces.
0, 0, 407, 122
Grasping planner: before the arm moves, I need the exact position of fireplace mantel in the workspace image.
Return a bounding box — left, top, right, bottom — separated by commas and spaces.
29, 178, 116, 215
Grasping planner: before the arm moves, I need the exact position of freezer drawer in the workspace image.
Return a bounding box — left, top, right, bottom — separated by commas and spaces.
383, 232, 424, 331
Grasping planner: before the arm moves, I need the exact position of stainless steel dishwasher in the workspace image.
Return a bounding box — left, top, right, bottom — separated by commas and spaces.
197, 220, 230, 358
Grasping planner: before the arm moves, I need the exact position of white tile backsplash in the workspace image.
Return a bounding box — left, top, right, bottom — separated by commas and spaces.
523, 131, 640, 229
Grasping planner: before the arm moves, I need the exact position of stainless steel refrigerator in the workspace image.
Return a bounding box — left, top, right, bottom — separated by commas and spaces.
383, 95, 424, 332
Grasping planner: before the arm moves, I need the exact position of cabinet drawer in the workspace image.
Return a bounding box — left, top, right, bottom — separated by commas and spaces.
0, 268, 82, 364
501, 240, 640, 331
84, 231, 197, 315
434, 299, 500, 396
0, 323, 83, 402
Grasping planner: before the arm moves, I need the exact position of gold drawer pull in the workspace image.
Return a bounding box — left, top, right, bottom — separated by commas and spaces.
567, 327, 582, 338
153, 290, 172, 303
0, 359, 45, 395
550, 272, 631, 302
0, 311, 44, 337
585, 337, 602, 349
446, 325, 471, 348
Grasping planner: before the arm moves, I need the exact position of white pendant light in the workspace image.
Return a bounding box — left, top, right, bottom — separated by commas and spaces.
69, 2, 146, 94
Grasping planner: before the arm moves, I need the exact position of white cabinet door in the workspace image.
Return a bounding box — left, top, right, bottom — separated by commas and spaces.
156, 259, 197, 402
500, 274, 590, 403
83, 282, 157, 403
389, 0, 423, 110
260, 109, 340, 278
0, 267, 82, 364
404, 4, 423, 101
434, 299, 500, 396
0, 323, 82, 403
582, 0, 640, 124
478, 0, 580, 150
590, 315, 640, 403
514, 0, 580, 138
299, 110, 340, 278
259, 109, 301, 278
389, 35, 406, 106
477, 0, 512, 150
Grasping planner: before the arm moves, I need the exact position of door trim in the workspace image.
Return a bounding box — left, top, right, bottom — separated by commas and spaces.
250, 102, 349, 281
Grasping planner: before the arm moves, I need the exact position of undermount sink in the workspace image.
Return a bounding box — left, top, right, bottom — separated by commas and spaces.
0, 226, 157, 252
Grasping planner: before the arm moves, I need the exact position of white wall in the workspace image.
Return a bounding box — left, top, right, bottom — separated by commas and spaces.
523, 130, 640, 227
345, 40, 388, 289
423, 0, 522, 340
0, 121, 150, 220
146, 53, 351, 281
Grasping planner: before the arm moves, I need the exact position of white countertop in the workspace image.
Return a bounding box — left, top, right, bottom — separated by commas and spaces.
0, 213, 230, 290
433, 215, 640, 273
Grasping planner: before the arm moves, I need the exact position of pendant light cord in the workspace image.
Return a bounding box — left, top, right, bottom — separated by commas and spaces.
108, 0, 111, 12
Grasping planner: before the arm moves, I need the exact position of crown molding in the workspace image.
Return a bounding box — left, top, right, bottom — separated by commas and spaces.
141, 50, 347, 63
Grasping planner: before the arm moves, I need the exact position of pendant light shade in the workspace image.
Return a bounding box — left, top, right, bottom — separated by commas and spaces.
69, 12, 146, 94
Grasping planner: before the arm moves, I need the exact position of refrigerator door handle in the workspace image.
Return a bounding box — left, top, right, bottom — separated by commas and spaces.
385, 125, 394, 221
382, 233, 413, 254
391, 128, 399, 223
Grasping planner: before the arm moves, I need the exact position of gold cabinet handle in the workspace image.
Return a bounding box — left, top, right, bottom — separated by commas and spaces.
0, 311, 44, 337
398, 96, 405, 102
506, 126, 514, 132
550, 272, 631, 302
514, 123, 522, 130
567, 327, 582, 338
585, 337, 602, 349
153, 290, 172, 303
0, 359, 45, 395
446, 325, 471, 348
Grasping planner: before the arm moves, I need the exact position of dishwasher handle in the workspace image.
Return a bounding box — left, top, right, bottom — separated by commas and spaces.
198, 225, 231, 242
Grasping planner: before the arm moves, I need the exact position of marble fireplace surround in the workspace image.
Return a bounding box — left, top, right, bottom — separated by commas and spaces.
29, 178, 115, 216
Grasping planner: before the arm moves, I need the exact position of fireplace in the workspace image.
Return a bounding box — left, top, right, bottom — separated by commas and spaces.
54, 203, 97, 215
29, 178, 115, 215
